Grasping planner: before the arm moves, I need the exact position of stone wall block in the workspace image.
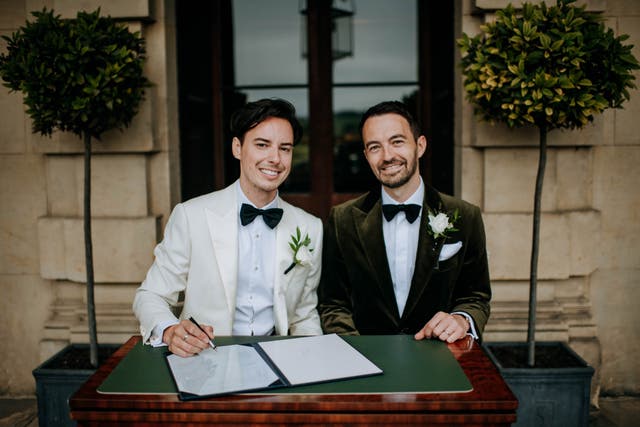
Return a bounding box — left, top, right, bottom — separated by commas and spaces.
47, 154, 149, 217
569, 210, 601, 276
30, 93, 156, 154
614, 16, 640, 145
593, 146, 640, 229
38, 217, 67, 279
556, 148, 593, 210
591, 268, 640, 394
53, 0, 152, 19
0, 1, 26, 29
0, 83, 26, 154
484, 148, 557, 212
39, 216, 157, 283
46, 155, 80, 216
0, 155, 46, 274
490, 279, 555, 303
474, 118, 604, 148
460, 147, 484, 208
0, 274, 54, 395
485, 212, 571, 280
89, 154, 148, 216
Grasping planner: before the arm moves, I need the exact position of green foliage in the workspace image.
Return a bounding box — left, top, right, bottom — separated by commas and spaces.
458, 0, 639, 130
0, 8, 151, 139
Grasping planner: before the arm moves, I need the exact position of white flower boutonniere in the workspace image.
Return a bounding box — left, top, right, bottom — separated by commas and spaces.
427, 208, 460, 240
284, 226, 313, 274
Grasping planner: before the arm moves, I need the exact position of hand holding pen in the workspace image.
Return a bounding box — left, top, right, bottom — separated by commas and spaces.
189, 317, 217, 351
163, 318, 216, 357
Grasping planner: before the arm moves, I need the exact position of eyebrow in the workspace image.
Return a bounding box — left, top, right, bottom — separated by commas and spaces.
252, 137, 272, 143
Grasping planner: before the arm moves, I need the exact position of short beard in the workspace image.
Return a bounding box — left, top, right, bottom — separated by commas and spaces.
379, 158, 418, 189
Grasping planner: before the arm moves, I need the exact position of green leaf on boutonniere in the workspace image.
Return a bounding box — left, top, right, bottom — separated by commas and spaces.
284, 226, 313, 274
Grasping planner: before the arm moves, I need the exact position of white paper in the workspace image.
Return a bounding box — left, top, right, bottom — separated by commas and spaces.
167, 344, 279, 396
257, 334, 382, 386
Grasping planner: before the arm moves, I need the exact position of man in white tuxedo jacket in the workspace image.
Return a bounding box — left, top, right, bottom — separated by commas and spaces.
134, 99, 323, 357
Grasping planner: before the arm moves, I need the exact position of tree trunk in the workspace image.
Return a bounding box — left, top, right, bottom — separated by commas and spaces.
84, 132, 99, 367
527, 126, 548, 367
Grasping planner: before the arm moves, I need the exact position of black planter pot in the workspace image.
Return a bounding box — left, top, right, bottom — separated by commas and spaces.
484, 341, 594, 427
32, 343, 119, 427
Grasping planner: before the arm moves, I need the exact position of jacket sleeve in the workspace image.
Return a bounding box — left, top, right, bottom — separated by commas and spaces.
132, 203, 191, 343
449, 204, 492, 339
318, 207, 360, 335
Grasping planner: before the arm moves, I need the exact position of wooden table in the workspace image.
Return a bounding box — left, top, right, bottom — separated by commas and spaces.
70, 335, 517, 426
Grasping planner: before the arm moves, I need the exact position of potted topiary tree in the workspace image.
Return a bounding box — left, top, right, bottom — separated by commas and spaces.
0, 8, 150, 426
458, 0, 638, 425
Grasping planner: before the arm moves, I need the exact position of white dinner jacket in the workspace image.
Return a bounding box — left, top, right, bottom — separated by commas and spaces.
133, 182, 323, 343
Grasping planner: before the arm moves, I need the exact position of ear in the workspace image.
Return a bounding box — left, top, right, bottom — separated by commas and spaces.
416, 135, 427, 158
232, 137, 242, 160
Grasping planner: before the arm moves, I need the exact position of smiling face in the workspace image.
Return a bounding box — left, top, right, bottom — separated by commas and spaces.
232, 116, 294, 207
362, 113, 427, 201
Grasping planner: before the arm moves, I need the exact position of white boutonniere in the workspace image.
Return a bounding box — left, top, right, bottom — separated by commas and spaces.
427, 208, 460, 240
284, 226, 313, 274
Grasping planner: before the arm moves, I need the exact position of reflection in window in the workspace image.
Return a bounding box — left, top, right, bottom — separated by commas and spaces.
232, 0, 310, 192
332, 0, 417, 193
233, 0, 307, 86
230, 0, 419, 194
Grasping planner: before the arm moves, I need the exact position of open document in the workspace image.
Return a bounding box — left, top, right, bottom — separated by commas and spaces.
166, 334, 383, 399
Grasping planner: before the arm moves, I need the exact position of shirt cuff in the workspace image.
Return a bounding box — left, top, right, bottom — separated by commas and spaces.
149, 320, 179, 347
452, 311, 479, 340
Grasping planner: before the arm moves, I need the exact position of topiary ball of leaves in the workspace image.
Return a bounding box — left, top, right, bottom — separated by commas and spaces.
0, 8, 151, 139
458, 0, 639, 130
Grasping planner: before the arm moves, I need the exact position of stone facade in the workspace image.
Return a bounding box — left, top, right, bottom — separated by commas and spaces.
0, 0, 178, 395
459, 0, 640, 397
0, 0, 637, 398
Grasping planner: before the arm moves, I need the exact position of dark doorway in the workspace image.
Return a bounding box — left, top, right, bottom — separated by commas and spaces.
176, 0, 454, 219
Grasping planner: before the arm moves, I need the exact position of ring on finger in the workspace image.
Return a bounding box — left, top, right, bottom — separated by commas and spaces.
183, 333, 189, 341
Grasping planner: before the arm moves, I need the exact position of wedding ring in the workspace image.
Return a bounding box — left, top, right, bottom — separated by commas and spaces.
183, 334, 189, 341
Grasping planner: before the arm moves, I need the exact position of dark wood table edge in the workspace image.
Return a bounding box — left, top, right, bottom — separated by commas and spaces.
70, 335, 518, 424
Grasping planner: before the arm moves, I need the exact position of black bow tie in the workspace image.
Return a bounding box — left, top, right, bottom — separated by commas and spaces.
382, 204, 422, 224
240, 203, 283, 229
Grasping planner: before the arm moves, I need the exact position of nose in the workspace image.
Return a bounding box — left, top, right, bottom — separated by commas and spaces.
267, 146, 281, 163
381, 144, 394, 161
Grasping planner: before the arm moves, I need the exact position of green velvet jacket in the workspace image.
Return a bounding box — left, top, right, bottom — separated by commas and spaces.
318, 185, 491, 340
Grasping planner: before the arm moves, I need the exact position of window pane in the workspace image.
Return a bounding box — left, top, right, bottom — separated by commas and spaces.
233, 0, 307, 86
334, 0, 417, 84
333, 85, 419, 193
234, 88, 310, 192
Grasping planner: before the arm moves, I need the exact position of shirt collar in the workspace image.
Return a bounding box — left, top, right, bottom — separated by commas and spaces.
236, 180, 279, 210
380, 177, 424, 206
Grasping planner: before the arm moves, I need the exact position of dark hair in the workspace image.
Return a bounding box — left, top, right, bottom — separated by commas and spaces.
230, 98, 303, 145
358, 101, 421, 139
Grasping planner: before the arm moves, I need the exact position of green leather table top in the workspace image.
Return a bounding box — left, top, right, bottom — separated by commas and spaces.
97, 335, 471, 395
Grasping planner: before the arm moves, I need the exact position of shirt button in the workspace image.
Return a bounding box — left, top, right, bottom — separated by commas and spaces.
254, 266, 259, 271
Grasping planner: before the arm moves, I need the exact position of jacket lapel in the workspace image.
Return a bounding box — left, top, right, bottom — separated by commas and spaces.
274, 201, 297, 296
401, 186, 444, 320
205, 185, 239, 313
354, 194, 401, 320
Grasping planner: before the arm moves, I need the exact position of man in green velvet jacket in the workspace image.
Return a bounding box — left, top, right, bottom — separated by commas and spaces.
319, 101, 491, 343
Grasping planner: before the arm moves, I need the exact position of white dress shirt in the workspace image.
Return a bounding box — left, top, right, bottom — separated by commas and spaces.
381, 180, 424, 317
233, 184, 277, 336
